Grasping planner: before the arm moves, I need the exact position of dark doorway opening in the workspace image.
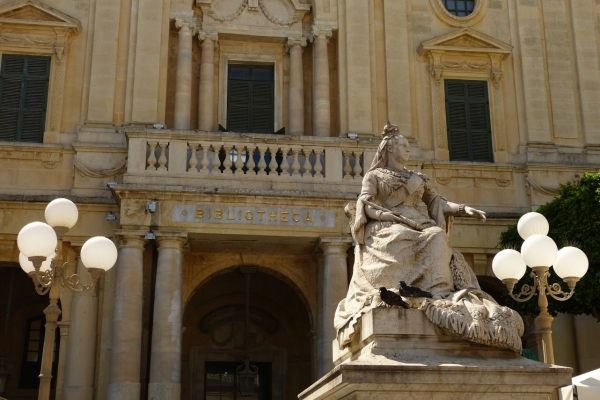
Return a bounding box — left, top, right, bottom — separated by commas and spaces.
205, 361, 271, 399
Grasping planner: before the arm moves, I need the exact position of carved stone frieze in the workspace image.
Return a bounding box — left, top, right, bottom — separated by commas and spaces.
0, 145, 65, 169
432, 166, 513, 188
524, 174, 559, 196
199, 0, 310, 33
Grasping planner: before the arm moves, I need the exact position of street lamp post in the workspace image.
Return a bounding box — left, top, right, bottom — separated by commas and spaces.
17, 198, 117, 400
492, 212, 588, 364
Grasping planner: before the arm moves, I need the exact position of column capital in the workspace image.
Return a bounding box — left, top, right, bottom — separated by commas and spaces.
154, 231, 188, 249
175, 18, 196, 32
319, 236, 352, 254
286, 36, 307, 52
309, 25, 333, 42
198, 30, 218, 43
114, 229, 147, 249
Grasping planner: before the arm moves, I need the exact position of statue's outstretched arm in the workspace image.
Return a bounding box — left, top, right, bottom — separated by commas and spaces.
442, 201, 487, 221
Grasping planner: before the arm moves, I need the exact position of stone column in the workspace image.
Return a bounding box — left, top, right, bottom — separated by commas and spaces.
198, 31, 218, 131
107, 232, 146, 400
318, 237, 352, 375
174, 18, 195, 130
63, 248, 98, 400
287, 37, 307, 135
148, 233, 188, 400
310, 26, 333, 137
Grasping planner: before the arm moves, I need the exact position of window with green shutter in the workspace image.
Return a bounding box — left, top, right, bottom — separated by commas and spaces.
227, 64, 274, 134
0, 54, 51, 143
445, 79, 493, 162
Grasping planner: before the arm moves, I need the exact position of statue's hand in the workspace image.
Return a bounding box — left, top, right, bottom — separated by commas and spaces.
355, 212, 368, 228
465, 206, 486, 221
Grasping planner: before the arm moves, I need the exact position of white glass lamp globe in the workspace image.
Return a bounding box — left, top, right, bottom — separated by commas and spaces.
521, 234, 558, 267
19, 252, 54, 273
17, 222, 57, 258
492, 249, 527, 281
81, 237, 117, 271
517, 212, 549, 240
553, 246, 589, 279
45, 198, 79, 229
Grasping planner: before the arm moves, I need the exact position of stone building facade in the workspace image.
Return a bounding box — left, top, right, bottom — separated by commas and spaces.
0, 0, 599, 399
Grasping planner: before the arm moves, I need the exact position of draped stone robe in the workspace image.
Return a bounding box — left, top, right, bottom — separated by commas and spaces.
336, 168, 524, 353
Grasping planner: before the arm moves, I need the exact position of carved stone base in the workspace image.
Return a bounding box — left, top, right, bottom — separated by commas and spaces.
299, 308, 572, 400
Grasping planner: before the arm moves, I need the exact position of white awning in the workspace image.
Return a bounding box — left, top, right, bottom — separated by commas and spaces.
558, 368, 600, 400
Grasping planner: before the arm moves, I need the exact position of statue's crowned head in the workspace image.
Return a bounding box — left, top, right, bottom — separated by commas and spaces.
367, 122, 407, 172
381, 121, 401, 138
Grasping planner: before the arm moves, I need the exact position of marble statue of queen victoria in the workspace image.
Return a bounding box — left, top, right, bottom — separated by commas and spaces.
335, 122, 524, 352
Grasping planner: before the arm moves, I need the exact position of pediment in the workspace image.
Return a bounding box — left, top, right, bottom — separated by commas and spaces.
418, 28, 512, 56
0, 0, 80, 32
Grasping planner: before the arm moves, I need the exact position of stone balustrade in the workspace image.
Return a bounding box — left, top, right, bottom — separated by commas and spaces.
125, 129, 380, 195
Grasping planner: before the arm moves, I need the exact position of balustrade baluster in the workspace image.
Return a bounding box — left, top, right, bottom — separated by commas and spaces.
313, 148, 324, 178
199, 144, 210, 174
280, 148, 290, 176
211, 145, 222, 173
157, 142, 168, 171
188, 142, 199, 173
291, 147, 301, 177
223, 144, 233, 173
343, 151, 352, 179
233, 145, 244, 174
268, 146, 278, 175
147, 142, 158, 171
257, 146, 268, 175
352, 152, 363, 178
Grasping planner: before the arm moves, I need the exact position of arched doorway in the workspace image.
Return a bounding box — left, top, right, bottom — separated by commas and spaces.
182, 267, 313, 399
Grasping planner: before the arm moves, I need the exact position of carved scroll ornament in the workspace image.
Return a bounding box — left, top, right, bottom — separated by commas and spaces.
208, 0, 301, 26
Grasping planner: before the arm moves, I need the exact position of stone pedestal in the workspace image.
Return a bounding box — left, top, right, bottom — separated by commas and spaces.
299, 308, 572, 399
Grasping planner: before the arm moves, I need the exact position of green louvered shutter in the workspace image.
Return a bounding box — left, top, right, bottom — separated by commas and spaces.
0, 55, 50, 143
445, 79, 493, 162
227, 65, 274, 134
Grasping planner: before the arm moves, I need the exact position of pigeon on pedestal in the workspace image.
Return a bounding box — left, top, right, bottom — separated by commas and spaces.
379, 287, 409, 308
398, 281, 433, 298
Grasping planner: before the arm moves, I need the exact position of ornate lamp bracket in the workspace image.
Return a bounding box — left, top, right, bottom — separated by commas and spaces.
27, 256, 92, 295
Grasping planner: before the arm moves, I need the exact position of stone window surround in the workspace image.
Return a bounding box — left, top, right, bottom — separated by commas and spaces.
418, 28, 512, 163
218, 41, 285, 133
0, 0, 80, 144
430, 0, 488, 27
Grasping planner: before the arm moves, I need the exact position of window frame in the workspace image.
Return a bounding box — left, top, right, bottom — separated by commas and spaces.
430, 0, 488, 27
444, 79, 493, 162
226, 64, 275, 134
0, 54, 51, 143
218, 41, 284, 134
418, 28, 512, 162
0, 0, 80, 144
442, 0, 476, 18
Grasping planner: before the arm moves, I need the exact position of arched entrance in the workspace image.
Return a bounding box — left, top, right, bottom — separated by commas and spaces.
182, 267, 313, 399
